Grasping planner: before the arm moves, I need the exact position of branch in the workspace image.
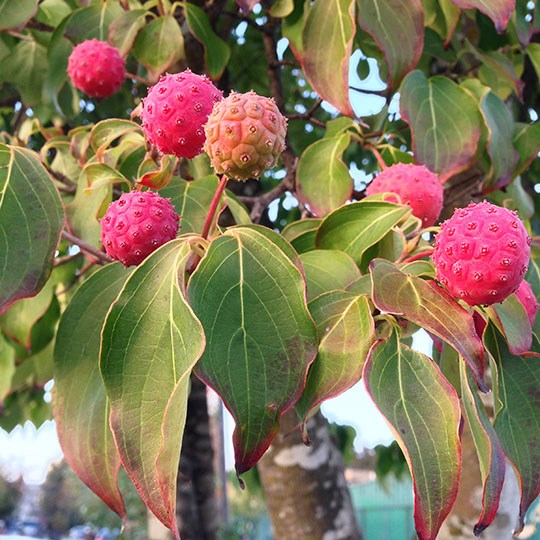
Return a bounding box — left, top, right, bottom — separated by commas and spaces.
62, 230, 113, 264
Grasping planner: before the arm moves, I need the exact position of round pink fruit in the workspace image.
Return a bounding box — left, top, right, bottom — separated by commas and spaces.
101, 191, 180, 267
515, 279, 539, 327
366, 163, 443, 227
141, 70, 223, 159
433, 201, 531, 306
67, 39, 125, 99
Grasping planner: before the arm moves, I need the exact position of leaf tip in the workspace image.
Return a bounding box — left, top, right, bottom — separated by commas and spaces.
473, 523, 488, 537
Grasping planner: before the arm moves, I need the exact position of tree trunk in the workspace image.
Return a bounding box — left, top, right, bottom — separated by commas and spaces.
175, 375, 220, 540
258, 410, 363, 540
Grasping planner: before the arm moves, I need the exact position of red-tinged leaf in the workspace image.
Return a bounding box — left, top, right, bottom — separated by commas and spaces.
450, 0, 515, 32
296, 133, 353, 217
236, 0, 258, 12
370, 259, 487, 390
488, 294, 533, 355
100, 239, 205, 537
357, 0, 424, 88
296, 291, 375, 428
459, 362, 506, 535
137, 155, 177, 190
302, 0, 355, 116
108, 9, 147, 56
489, 326, 540, 531
399, 71, 483, 182
188, 226, 317, 475
0, 145, 65, 315
363, 330, 461, 540
54, 263, 132, 519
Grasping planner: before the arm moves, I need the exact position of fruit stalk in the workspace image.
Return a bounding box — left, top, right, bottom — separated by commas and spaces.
201, 175, 229, 241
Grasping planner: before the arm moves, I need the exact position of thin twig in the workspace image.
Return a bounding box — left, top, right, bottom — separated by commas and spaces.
54, 252, 83, 267
62, 230, 113, 264
126, 72, 154, 86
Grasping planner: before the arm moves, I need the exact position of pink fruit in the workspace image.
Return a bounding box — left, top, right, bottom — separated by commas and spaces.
515, 279, 539, 326
67, 39, 125, 99
433, 201, 531, 306
204, 91, 287, 181
366, 163, 443, 227
101, 191, 180, 267
141, 70, 223, 159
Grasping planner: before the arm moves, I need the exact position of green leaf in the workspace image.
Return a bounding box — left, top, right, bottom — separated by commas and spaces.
459, 362, 506, 535
370, 259, 487, 390
282, 218, 321, 254
296, 133, 353, 217
422, 0, 460, 44
302, 0, 355, 116
300, 249, 361, 300
270, 0, 295, 17
450, 0, 514, 32
0, 0, 38, 29
65, 3, 124, 42
36, 0, 72, 27
282, 0, 309, 58
132, 16, 185, 81
89, 119, 144, 158
513, 122, 540, 178
363, 329, 461, 540
475, 50, 524, 101
399, 71, 483, 182
54, 263, 132, 520
184, 2, 231, 80
527, 43, 540, 82
0, 40, 47, 106
489, 326, 540, 530
101, 239, 205, 535
315, 201, 410, 271
0, 145, 64, 315
188, 226, 317, 474
0, 333, 15, 402
356, 0, 423, 88
108, 9, 147, 56
296, 291, 375, 425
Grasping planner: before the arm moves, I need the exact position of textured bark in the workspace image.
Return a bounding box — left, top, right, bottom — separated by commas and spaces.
176, 375, 219, 540
258, 410, 363, 540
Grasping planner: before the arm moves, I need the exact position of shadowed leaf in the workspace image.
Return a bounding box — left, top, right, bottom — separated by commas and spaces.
450, 0, 515, 32
0, 0, 38, 29
282, 218, 321, 254
489, 294, 533, 355
54, 263, 132, 520
370, 259, 487, 390
188, 226, 317, 474
302, 0, 355, 116
363, 329, 461, 540
65, 3, 124, 42
0, 145, 64, 315
100, 239, 205, 537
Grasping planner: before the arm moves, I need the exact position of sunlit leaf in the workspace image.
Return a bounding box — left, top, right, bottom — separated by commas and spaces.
302, 0, 355, 116
370, 259, 487, 390
356, 0, 424, 87
400, 71, 483, 182
0, 145, 64, 315
270, 0, 295, 17
188, 226, 317, 474
364, 329, 461, 540
101, 239, 205, 536
108, 9, 147, 56
54, 263, 132, 520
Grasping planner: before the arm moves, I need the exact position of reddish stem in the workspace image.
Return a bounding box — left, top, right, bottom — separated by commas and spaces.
400, 248, 435, 265
368, 145, 387, 170
201, 175, 229, 240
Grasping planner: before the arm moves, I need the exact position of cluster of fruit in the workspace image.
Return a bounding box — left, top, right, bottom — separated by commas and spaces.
67, 39, 537, 324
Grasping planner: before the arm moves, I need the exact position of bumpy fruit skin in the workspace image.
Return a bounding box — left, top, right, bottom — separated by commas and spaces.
433, 201, 531, 306
141, 70, 223, 159
366, 163, 443, 227
515, 279, 539, 326
67, 39, 125, 98
101, 191, 180, 267
204, 91, 287, 181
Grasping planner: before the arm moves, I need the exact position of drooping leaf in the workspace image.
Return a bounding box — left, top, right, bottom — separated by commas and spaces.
489, 326, 540, 531
65, 3, 124, 42
282, 0, 309, 58
315, 201, 410, 271
0, 0, 38, 29
489, 294, 533, 355
108, 9, 148, 56
363, 329, 461, 540
101, 239, 205, 536
132, 16, 185, 81
184, 3, 231, 80
459, 362, 506, 535
83, 164, 130, 191
450, 0, 515, 33
188, 226, 317, 474
137, 155, 177, 190
475, 49, 524, 101
296, 133, 353, 217
89, 119, 144, 158
302, 0, 355, 116
54, 263, 132, 520
399, 71, 483, 182
422, 0, 461, 44
370, 259, 487, 390
0, 145, 64, 315
356, 0, 424, 88
299, 249, 362, 300
270, 0, 295, 17
296, 291, 375, 425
